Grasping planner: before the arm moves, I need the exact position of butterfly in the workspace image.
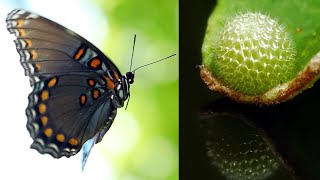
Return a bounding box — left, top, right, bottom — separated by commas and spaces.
6, 9, 175, 169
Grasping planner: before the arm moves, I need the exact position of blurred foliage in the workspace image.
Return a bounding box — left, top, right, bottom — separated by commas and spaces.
91, 0, 178, 179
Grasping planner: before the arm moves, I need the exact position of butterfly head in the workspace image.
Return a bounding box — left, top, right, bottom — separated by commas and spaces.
113, 73, 132, 108
126, 71, 135, 84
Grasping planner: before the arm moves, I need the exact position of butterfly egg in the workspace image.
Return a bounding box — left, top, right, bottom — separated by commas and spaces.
201, 12, 298, 102
200, 113, 282, 179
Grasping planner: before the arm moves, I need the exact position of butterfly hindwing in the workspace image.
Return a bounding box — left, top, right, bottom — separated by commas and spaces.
6, 9, 124, 158
27, 75, 117, 158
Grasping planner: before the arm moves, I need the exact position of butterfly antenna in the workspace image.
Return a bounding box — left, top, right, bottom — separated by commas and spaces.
132, 54, 176, 73
129, 34, 137, 72
125, 34, 136, 110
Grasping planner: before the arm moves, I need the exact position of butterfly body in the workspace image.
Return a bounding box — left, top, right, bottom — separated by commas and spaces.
6, 9, 132, 159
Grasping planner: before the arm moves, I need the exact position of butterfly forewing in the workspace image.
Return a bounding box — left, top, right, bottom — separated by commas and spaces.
6, 9, 122, 84
6, 9, 124, 158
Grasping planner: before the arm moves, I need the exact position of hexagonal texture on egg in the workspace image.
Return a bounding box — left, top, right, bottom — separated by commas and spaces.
209, 12, 296, 95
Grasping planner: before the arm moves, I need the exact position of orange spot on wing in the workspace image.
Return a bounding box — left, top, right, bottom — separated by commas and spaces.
41, 116, 48, 126
104, 76, 115, 89
25, 39, 32, 47
88, 79, 95, 87
92, 89, 100, 99
35, 63, 41, 71
113, 72, 120, 80
18, 29, 25, 37
48, 78, 57, 88
44, 128, 53, 137
80, 94, 87, 105
90, 58, 101, 68
16, 20, 24, 27
74, 48, 84, 60
41, 90, 49, 101
31, 50, 37, 60
69, 138, 78, 146
56, 134, 65, 142
38, 103, 46, 114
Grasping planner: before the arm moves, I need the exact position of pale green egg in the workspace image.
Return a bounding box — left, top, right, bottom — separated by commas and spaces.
204, 12, 296, 95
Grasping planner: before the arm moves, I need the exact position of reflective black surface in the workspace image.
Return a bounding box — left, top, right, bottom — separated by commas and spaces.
180, 0, 320, 179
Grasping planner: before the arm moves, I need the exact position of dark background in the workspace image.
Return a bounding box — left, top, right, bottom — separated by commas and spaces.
180, 0, 220, 179
180, 0, 320, 179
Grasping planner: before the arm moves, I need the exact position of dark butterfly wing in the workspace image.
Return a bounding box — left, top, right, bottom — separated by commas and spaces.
6, 9, 122, 158
6, 9, 122, 85
80, 119, 114, 171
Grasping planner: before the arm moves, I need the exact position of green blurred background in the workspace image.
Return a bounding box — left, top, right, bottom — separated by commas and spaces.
0, 0, 177, 179
96, 0, 178, 179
